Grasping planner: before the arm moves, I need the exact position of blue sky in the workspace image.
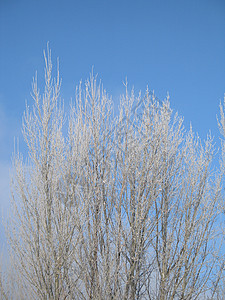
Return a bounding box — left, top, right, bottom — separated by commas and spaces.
0, 0, 224, 247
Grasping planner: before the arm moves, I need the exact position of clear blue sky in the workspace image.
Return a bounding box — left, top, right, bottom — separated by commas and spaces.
0, 0, 224, 247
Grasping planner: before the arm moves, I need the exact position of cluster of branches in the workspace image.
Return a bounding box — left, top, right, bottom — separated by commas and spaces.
1, 48, 224, 299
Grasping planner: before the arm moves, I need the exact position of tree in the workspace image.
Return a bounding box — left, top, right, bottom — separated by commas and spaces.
114, 91, 222, 299
1, 47, 223, 299
7, 47, 80, 299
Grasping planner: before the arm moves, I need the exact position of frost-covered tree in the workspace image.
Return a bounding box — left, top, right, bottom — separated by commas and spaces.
113, 90, 222, 299
6, 48, 79, 299
1, 48, 223, 299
